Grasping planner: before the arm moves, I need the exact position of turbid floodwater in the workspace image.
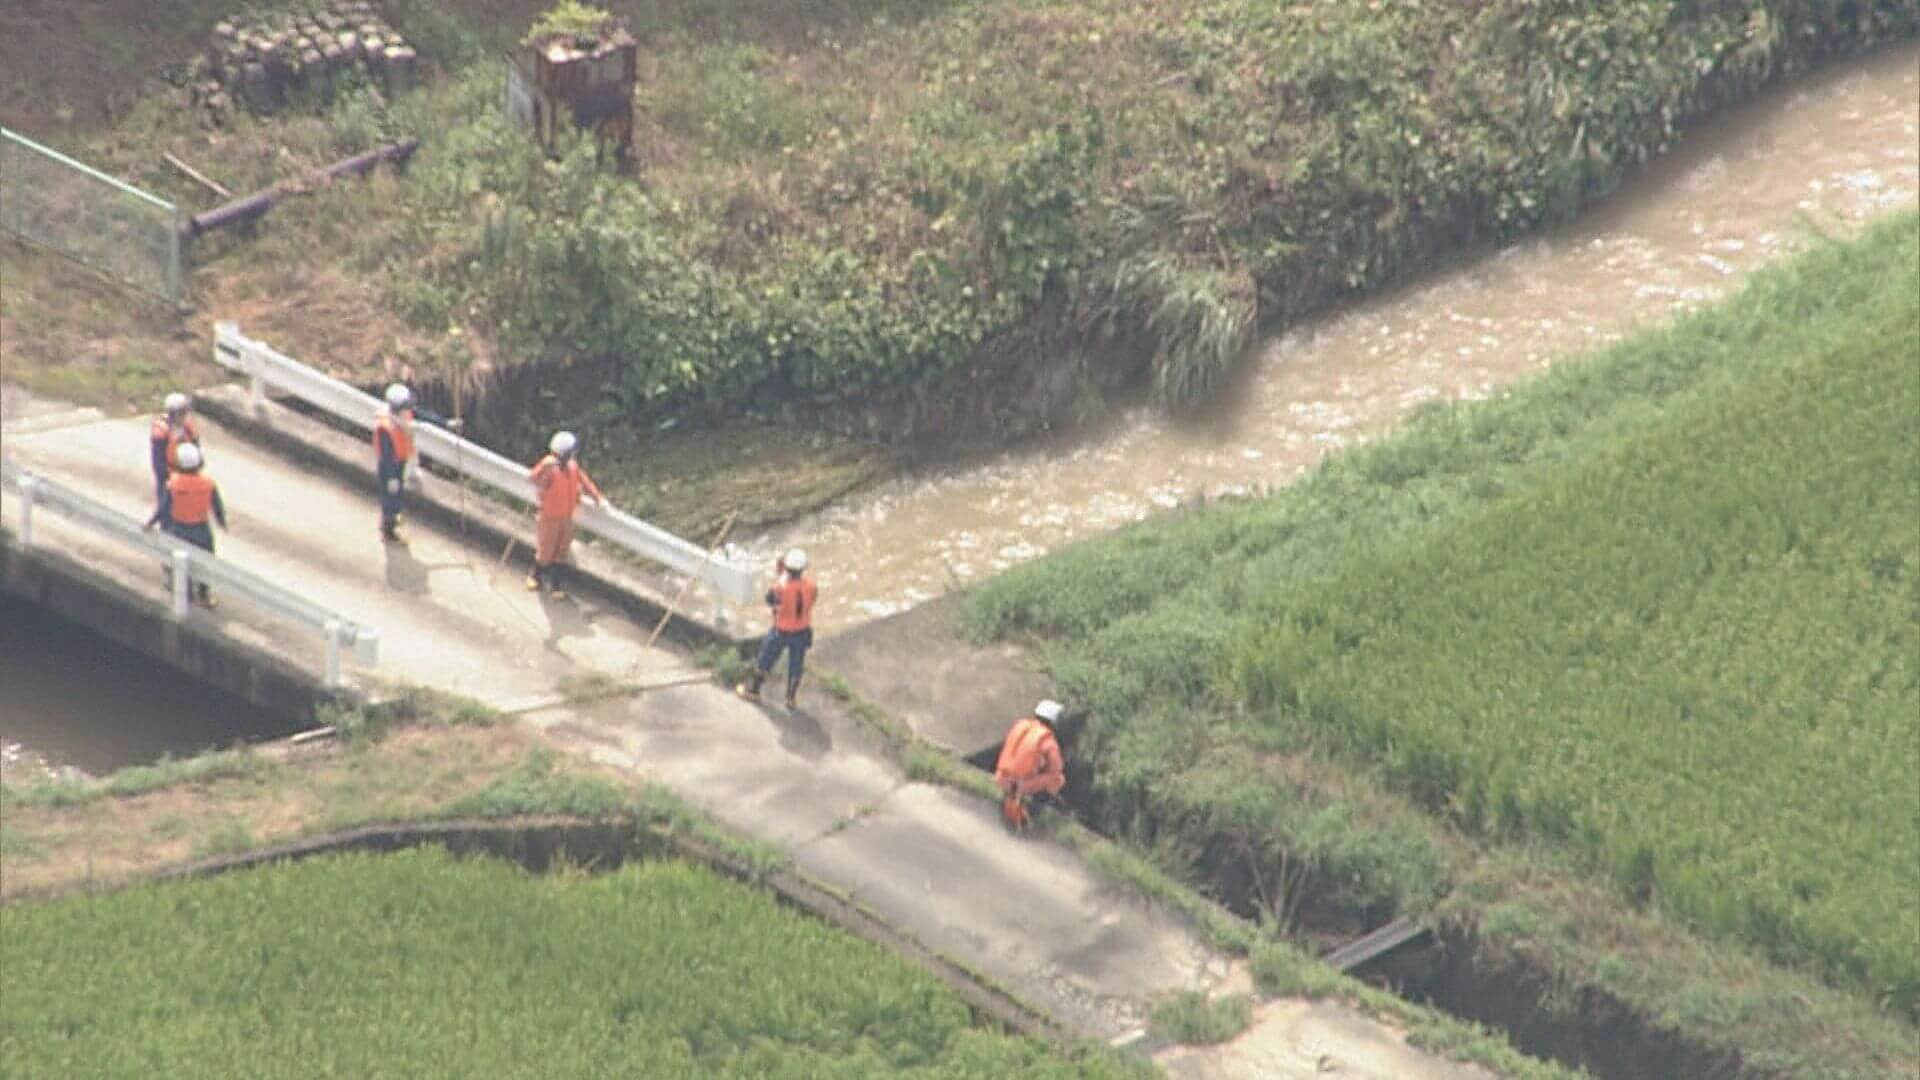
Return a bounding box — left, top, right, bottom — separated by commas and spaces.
745, 43, 1920, 629
0, 598, 308, 777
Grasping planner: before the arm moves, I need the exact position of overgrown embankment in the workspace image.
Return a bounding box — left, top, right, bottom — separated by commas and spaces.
962, 213, 1920, 1076
18, 1, 1914, 454
0, 846, 1143, 1077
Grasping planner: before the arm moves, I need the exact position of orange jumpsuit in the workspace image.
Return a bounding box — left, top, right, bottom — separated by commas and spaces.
529, 453, 604, 568
994, 716, 1065, 827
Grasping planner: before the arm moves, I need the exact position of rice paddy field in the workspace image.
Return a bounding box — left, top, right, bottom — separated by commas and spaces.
0, 847, 1142, 1078
965, 210, 1920, 1021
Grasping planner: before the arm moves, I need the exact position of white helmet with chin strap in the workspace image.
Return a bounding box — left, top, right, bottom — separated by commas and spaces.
164, 392, 190, 416
782, 548, 808, 573
174, 443, 204, 472
550, 430, 578, 457
384, 383, 412, 410
1034, 699, 1064, 724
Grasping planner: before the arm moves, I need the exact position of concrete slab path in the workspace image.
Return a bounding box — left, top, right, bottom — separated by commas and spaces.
1, 392, 1486, 1076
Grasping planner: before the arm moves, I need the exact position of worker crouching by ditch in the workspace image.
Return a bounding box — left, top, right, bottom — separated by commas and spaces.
995, 700, 1068, 830
736, 548, 816, 709
149, 391, 200, 511
526, 430, 605, 599
144, 443, 227, 608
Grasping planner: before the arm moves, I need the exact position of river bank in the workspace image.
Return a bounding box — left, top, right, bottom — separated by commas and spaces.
4, 5, 1915, 547
954, 211, 1920, 1076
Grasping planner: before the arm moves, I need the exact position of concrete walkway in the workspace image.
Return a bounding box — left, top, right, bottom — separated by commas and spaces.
0, 389, 1484, 1077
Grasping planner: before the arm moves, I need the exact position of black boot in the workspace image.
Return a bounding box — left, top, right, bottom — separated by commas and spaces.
735, 669, 766, 702
549, 563, 569, 600
785, 674, 802, 709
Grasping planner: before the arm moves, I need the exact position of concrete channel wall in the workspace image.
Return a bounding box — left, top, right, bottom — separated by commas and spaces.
0, 536, 332, 725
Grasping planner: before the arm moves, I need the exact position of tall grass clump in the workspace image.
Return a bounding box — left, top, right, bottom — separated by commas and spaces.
0, 848, 1143, 1077
965, 213, 1920, 1038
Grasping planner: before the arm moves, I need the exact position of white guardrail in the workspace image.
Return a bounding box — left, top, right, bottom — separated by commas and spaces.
1, 457, 378, 687
212, 323, 756, 603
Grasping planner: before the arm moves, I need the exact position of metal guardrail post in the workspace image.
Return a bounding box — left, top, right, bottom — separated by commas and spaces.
352, 627, 380, 666
17, 475, 35, 546
172, 549, 192, 619
324, 618, 343, 687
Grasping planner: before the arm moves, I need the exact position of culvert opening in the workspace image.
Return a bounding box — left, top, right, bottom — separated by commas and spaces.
957, 708, 1747, 1080
0, 597, 319, 777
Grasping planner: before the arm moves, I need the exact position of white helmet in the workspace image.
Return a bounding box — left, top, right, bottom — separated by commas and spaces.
174, 443, 204, 472
1034, 699, 1064, 724
384, 383, 412, 410
164, 392, 190, 415
550, 430, 578, 456
782, 547, 808, 573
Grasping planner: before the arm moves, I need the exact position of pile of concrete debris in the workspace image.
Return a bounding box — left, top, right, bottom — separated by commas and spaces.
184, 2, 421, 125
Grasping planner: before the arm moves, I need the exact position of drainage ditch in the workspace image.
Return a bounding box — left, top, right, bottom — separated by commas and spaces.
962, 727, 1748, 1080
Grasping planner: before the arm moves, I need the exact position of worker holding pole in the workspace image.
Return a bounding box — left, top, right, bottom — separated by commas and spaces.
372, 382, 458, 544
149, 391, 200, 511
736, 548, 817, 710
526, 430, 604, 599
994, 700, 1068, 830
144, 443, 227, 608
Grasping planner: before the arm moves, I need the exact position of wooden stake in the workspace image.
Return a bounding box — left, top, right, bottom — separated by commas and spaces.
163, 152, 232, 199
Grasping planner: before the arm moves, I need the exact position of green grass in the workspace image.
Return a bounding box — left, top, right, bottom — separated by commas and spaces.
1148, 991, 1253, 1046
1219, 243, 1919, 1008
0, 749, 273, 809
963, 213, 1920, 1062
0, 848, 1146, 1077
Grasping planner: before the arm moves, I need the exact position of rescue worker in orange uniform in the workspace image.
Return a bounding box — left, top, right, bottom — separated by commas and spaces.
149, 392, 200, 509
736, 548, 816, 709
526, 430, 605, 598
995, 700, 1067, 829
372, 383, 457, 544
143, 442, 227, 607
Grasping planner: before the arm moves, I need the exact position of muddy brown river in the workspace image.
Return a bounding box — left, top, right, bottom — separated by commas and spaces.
0, 599, 308, 777
743, 44, 1920, 629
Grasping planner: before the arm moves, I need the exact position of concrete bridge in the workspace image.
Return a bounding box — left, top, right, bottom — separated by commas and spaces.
0, 378, 1482, 1080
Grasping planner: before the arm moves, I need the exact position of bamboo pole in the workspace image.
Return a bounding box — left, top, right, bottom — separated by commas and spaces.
644, 511, 738, 651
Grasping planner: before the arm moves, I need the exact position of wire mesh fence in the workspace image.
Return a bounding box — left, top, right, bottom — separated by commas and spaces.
1, 126, 185, 305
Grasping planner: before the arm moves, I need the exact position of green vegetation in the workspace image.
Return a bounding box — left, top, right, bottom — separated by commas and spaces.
965, 214, 1920, 1061
524, 1, 618, 46
0, 848, 1143, 1077
33, 1, 1912, 453
1, 748, 271, 809
1148, 991, 1253, 1046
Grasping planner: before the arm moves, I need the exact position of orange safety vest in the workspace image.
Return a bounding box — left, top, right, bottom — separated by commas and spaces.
995, 717, 1062, 785
529, 454, 601, 519
373, 411, 415, 463
167, 472, 217, 525
771, 575, 817, 633
152, 416, 199, 469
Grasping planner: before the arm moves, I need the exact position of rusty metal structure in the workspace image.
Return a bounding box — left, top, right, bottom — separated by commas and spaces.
505, 22, 637, 159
